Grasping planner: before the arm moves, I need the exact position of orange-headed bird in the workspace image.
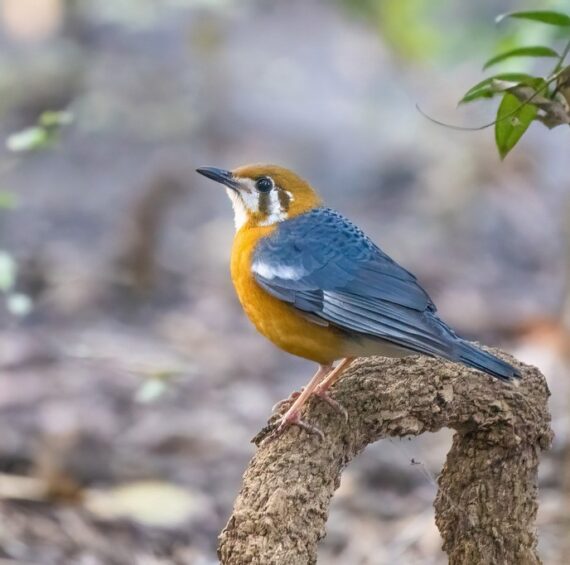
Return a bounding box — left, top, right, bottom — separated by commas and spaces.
197, 164, 520, 439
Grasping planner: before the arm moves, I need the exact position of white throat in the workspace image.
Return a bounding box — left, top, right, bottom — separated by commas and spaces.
226, 188, 248, 230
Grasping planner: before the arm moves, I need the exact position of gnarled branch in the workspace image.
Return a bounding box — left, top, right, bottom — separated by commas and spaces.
218, 351, 552, 565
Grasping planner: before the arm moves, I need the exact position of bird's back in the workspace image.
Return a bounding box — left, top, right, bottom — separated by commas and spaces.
248, 207, 520, 381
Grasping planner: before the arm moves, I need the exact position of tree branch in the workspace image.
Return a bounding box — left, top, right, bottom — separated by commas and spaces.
218, 350, 552, 565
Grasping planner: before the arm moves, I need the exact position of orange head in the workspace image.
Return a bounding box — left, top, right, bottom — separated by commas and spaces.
196, 164, 322, 230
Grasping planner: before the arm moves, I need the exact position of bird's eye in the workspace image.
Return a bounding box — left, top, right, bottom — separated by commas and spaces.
255, 177, 273, 193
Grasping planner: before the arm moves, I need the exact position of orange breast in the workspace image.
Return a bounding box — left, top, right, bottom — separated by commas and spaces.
231, 226, 346, 365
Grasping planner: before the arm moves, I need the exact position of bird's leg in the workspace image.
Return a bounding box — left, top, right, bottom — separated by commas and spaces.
273, 358, 355, 415
315, 357, 354, 394
313, 357, 355, 420
268, 364, 333, 441
271, 390, 302, 415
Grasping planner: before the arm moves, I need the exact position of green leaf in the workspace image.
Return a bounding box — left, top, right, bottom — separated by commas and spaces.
39, 110, 74, 128
0, 191, 17, 209
0, 251, 16, 292
460, 73, 536, 104
496, 11, 570, 27
6, 110, 72, 153
495, 92, 537, 159
483, 46, 559, 70
6, 127, 49, 152
460, 89, 495, 104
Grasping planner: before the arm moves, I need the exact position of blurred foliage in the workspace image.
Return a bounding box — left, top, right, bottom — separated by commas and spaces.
0, 190, 17, 210
0, 250, 32, 317
337, 0, 569, 64
459, 9, 570, 159
0, 110, 72, 318
75, 0, 234, 29
6, 127, 51, 152
339, 0, 445, 60
338, 1, 569, 159
135, 370, 181, 403
483, 45, 559, 70
338, 0, 457, 61
6, 110, 73, 153
0, 251, 16, 293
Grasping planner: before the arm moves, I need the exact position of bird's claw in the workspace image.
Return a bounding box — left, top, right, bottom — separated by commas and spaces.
315, 389, 349, 422
256, 385, 347, 446
279, 415, 325, 441
258, 409, 325, 446
271, 390, 302, 414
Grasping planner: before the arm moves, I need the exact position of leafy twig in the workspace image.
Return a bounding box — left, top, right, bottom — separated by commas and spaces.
419, 8, 570, 158
417, 69, 564, 132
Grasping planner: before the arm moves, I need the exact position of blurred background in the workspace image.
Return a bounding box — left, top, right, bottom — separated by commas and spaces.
0, 0, 569, 563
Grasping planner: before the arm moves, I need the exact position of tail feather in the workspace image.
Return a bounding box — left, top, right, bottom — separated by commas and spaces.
455, 340, 521, 382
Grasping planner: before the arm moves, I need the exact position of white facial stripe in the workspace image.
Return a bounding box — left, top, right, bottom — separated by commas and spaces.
226, 188, 248, 229
238, 180, 261, 214
258, 190, 286, 226
252, 260, 304, 280
238, 178, 257, 193
225, 174, 295, 231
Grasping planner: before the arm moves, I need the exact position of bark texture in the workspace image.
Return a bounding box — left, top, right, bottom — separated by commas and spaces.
218, 351, 552, 565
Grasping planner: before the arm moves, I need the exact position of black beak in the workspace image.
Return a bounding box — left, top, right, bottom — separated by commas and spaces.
196, 167, 240, 190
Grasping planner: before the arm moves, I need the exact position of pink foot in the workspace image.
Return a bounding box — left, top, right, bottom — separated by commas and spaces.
261, 408, 325, 446
315, 389, 349, 422
271, 390, 302, 414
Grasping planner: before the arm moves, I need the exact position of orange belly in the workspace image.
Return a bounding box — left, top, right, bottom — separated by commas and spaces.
231, 226, 346, 365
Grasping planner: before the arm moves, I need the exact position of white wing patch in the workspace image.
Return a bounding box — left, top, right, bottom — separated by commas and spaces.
252, 260, 304, 281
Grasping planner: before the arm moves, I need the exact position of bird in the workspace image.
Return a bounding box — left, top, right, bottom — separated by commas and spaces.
196, 164, 520, 440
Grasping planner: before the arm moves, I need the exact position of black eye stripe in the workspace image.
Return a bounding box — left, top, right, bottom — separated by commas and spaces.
258, 190, 270, 215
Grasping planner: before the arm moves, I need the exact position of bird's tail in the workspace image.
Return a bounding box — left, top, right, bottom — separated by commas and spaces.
454, 339, 521, 382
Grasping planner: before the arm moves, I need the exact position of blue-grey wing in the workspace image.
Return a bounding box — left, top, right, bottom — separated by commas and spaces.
252, 207, 457, 358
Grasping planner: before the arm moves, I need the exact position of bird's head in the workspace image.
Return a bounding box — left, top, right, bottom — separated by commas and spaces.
196, 164, 322, 230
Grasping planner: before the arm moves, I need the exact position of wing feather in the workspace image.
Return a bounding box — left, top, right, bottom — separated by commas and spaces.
252, 207, 454, 357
